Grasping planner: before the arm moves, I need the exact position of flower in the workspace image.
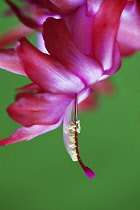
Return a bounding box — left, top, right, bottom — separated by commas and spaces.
0, 17, 104, 178
0, 0, 127, 177
0, 0, 116, 114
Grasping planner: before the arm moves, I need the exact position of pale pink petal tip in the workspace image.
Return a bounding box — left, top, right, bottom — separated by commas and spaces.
84, 167, 96, 178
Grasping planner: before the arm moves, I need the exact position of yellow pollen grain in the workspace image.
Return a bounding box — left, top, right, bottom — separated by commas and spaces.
65, 120, 81, 161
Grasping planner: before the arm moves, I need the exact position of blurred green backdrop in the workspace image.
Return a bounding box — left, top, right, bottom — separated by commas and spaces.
0, 1, 140, 210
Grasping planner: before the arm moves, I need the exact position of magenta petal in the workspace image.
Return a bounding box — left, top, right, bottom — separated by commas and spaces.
6, 0, 40, 29
50, 0, 86, 11
7, 92, 73, 127
65, 5, 94, 55
26, 0, 68, 17
0, 48, 26, 75
16, 37, 85, 95
92, 0, 127, 73
105, 43, 121, 75
86, 0, 103, 16
0, 118, 62, 146
43, 18, 103, 86
78, 87, 92, 104
118, 43, 137, 56
16, 83, 42, 92
0, 24, 33, 48
117, 2, 140, 50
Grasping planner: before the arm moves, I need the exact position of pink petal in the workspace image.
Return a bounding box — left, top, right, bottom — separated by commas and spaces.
15, 83, 43, 103
0, 24, 33, 48
7, 92, 73, 127
94, 79, 115, 95
65, 4, 94, 55
79, 79, 115, 111
0, 118, 62, 146
78, 87, 92, 104
24, 0, 66, 16
50, 0, 86, 11
37, 32, 48, 53
0, 48, 26, 75
91, 0, 127, 74
16, 37, 85, 95
118, 43, 137, 57
117, 2, 140, 51
16, 83, 42, 92
6, 0, 40, 29
78, 93, 98, 111
43, 18, 103, 86
86, 0, 103, 16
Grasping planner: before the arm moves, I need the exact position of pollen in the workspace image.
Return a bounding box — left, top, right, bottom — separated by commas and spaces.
65, 120, 81, 161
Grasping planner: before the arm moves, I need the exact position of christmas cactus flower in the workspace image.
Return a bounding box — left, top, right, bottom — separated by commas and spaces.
0, 18, 104, 178
0, 0, 128, 177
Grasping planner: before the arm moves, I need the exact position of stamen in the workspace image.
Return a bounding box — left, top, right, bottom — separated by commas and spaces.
65, 121, 80, 161
65, 94, 96, 178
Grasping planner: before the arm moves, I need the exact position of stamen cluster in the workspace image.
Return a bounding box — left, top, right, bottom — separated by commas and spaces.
65, 120, 81, 161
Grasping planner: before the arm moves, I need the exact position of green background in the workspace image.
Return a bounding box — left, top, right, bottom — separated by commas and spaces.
0, 1, 140, 210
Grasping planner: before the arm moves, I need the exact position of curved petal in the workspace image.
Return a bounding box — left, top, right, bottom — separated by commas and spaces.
105, 43, 122, 75
117, 2, 140, 50
15, 83, 42, 102
93, 79, 115, 95
65, 4, 94, 55
91, 0, 127, 74
78, 93, 98, 111
118, 43, 137, 56
0, 24, 33, 48
0, 118, 62, 146
50, 0, 86, 11
37, 32, 48, 53
6, 0, 40, 29
86, 0, 103, 16
24, 0, 66, 16
16, 83, 42, 92
7, 92, 74, 127
43, 18, 103, 86
78, 87, 92, 104
0, 48, 26, 75
16, 37, 85, 95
